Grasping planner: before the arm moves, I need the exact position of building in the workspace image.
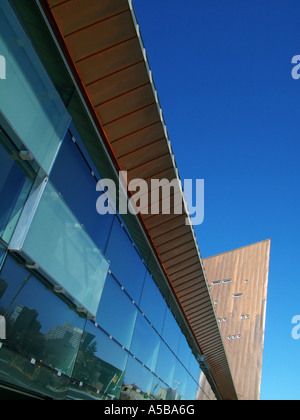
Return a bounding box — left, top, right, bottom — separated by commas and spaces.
197, 240, 271, 400
0, 0, 269, 400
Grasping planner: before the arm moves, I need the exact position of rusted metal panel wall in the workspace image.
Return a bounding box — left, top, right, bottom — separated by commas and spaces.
198, 240, 271, 400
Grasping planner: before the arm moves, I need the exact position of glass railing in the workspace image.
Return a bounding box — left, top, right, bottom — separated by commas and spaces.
21, 181, 110, 318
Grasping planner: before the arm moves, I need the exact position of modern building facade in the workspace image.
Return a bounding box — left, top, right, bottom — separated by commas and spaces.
197, 240, 271, 400
0, 0, 269, 400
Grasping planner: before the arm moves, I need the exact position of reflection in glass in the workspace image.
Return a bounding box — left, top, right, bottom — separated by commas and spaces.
129, 313, 160, 371
72, 322, 128, 400
151, 377, 169, 401
188, 353, 201, 384
162, 308, 181, 355
121, 356, 153, 400
0, 139, 33, 243
0, 346, 69, 400
185, 375, 199, 400
0, 245, 6, 274
105, 219, 147, 304
0, 255, 32, 317
155, 340, 176, 387
177, 334, 192, 371
173, 361, 188, 400
22, 181, 109, 317
0, 255, 86, 376
96, 274, 137, 349
50, 132, 115, 253
139, 271, 167, 335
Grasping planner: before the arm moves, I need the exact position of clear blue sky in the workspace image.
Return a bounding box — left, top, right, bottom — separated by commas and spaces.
133, 0, 300, 400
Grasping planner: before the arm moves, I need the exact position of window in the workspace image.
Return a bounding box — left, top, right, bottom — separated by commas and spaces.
105, 218, 147, 304
155, 340, 176, 386
0, 255, 86, 377
0, 136, 33, 243
122, 355, 154, 399
222, 279, 232, 284
161, 308, 181, 355
20, 181, 110, 317
139, 271, 167, 335
129, 313, 160, 371
50, 131, 115, 253
72, 322, 128, 399
96, 274, 137, 349
0, 1, 70, 175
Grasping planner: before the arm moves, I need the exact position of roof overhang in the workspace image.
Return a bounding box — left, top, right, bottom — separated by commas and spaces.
35, 0, 238, 400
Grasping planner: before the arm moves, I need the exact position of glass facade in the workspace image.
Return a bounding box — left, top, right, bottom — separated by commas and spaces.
0, 0, 202, 400
0, 1, 71, 175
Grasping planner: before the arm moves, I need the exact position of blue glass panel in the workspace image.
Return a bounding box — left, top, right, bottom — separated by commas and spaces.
129, 313, 160, 371
139, 271, 167, 334
185, 375, 199, 400
0, 255, 86, 377
162, 308, 181, 355
105, 218, 146, 304
0, 254, 31, 316
50, 132, 114, 252
177, 334, 192, 371
122, 356, 154, 399
151, 378, 169, 401
0, 244, 6, 272
96, 274, 137, 349
22, 181, 109, 317
72, 322, 128, 399
173, 361, 188, 400
0, 140, 32, 243
0, 1, 70, 174
155, 340, 176, 387
189, 353, 201, 383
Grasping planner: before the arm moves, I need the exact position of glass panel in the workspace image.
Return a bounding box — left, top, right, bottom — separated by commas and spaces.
22, 181, 109, 317
177, 334, 192, 371
129, 313, 160, 371
188, 353, 201, 384
50, 132, 115, 253
162, 308, 181, 355
105, 218, 146, 304
185, 375, 199, 400
0, 1, 71, 174
67, 381, 105, 401
121, 356, 154, 400
0, 255, 86, 377
96, 274, 137, 349
151, 378, 169, 401
0, 244, 6, 273
155, 340, 176, 387
173, 361, 188, 400
139, 271, 167, 335
0, 139, 33, 243
72, 322, 128, 400
0, 346, 69, 400
0, 254, 31, 316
